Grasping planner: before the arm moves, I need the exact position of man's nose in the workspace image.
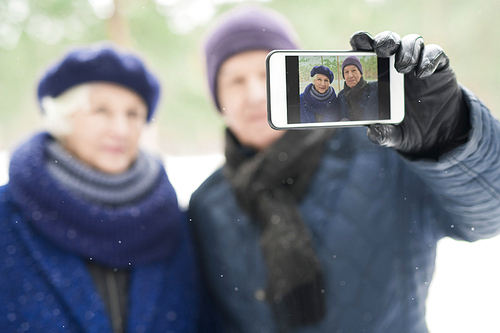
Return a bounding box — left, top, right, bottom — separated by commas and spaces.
247, 76, 266, 104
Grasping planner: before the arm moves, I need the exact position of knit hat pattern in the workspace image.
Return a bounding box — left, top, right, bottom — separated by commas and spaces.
37, 42, 160, 122
341, 55, 363, 78
310, 65, 334, 83
203, 5, 299, 110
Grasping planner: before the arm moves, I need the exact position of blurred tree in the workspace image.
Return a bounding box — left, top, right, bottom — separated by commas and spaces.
359, 56, 377, 81
107, 0, 132, 47
0, 0, 499, 155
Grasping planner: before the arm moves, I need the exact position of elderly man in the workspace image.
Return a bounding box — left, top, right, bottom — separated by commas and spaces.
338, 55, 379, 120
189, 5, 500, 333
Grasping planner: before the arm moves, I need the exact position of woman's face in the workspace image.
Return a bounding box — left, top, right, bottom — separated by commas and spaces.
217, 50, 285, 151
62, 83, 148, 174
344, 65, 362, 88
313, 73, 330, 94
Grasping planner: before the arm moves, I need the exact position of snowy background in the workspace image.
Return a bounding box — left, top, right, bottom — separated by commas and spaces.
1, 151, 500, 332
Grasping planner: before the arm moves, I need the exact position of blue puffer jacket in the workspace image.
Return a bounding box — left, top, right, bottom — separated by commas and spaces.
0, 187, 211, 333
188, 87, 500, 333
338, 81, 378, 120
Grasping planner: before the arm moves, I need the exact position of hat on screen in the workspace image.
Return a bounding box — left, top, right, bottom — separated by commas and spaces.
310, 65, 334, 83
341, 55, 363, 78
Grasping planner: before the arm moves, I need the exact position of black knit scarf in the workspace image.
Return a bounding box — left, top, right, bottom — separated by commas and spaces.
223, 128, 335, 329
344, 76, 367, 120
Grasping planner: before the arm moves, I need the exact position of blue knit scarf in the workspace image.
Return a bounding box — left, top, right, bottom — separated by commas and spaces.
310, 85, 334, 102
8, 132, 183, 268
45, 140, 160, 206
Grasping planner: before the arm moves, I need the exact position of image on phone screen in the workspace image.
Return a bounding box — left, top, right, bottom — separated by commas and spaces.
285, 54, 390, 124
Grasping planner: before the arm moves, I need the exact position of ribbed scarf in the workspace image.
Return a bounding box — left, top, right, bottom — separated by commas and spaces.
224, 128, 335, 329
344, 76, 368, 121
310, 85, 334, 102
8, 132, 183, 268
45, 140, 160, 206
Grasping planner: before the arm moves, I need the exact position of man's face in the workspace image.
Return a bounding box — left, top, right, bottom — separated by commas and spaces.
313, 73, 330, 94
343, 64, 362, 88
217, 50, 285, 151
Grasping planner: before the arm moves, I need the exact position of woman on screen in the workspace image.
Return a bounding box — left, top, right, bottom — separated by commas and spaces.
337, 55, 378, 120
299, 65, 338, 123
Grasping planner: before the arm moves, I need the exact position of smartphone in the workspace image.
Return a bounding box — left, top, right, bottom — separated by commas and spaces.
266, 50, 404, 129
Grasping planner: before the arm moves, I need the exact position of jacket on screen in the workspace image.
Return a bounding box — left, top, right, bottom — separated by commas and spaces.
299, 83, 339, 123
337, 81, 379, 120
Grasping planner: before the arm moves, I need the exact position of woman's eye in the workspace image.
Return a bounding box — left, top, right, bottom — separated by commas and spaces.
128, 109, 146, 120
95, 107, 107, 114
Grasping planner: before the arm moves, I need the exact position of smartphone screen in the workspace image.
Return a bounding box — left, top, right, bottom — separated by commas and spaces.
266, 51, 404, 129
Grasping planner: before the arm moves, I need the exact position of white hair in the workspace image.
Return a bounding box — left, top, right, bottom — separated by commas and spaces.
312, 73, 331, 84
41, 84, 91, 139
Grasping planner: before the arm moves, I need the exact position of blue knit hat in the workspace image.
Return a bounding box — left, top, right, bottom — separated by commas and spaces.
310, 65, 333, 83
341, 55, 363, 78
37, 42, 160, 122
203, 5, 299, 111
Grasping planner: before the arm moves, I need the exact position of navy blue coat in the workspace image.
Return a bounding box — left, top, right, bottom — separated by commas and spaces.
189, 87, 500, 333
338, 81, 378, 120
0, 184, 210, 332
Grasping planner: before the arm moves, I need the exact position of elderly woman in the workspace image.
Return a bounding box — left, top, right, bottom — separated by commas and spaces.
337, 55, 378, 120
299, 65, 338, 123
0, 43, 207, 332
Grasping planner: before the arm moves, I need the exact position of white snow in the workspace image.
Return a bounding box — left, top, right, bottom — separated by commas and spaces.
426, 236, 500, 332
164, 154, 225, 209
0, 150, 8, 186
1, 151, 500, 332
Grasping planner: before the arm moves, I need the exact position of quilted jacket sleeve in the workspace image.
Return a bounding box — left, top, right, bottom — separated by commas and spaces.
404, 86, 500, 241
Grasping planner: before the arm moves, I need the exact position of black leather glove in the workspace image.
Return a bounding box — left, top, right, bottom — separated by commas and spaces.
350, 31, 471, 160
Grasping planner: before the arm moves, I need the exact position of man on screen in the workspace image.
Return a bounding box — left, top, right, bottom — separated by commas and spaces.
338, 55, 379, 120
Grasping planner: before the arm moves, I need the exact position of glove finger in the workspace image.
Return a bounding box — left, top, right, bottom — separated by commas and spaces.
395, 34, 424, 74
372, 31, 401, 58
415, 44, 450, 78
366, 124, 403, 148
350, 31, 375, 51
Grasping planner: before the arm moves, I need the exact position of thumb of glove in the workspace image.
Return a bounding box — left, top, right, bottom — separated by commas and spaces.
367, 124, 404, 148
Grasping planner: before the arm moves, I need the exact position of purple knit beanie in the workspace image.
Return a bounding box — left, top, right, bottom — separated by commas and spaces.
341, 55, 363, 78
37, 42, 160, 122
203, 5, 299, 111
